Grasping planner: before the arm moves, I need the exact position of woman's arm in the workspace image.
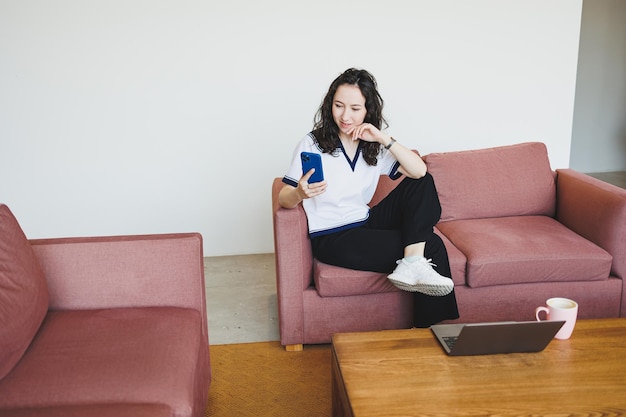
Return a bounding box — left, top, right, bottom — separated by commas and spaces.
278, 185, 304, 209
349, 124, 427, 179
383, 137, 427, 179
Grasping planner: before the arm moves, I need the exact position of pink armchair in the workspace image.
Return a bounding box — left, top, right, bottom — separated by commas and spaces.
0, 204, 210, 417
272, 142, 626, 350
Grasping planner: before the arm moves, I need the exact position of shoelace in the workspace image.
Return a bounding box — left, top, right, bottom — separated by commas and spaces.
423, 258, 438, 268
397, 257, 438, 268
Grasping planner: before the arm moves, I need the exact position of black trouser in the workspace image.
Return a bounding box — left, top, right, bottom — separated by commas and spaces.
311, 174, 459, 327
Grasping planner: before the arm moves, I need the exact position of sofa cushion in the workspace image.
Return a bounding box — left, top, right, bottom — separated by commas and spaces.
0, 404, 172, 417
0, 307, 202, 417
437, 216, 613, 288
314, 259, 397, 297
314, 236, 468, 296
0, 205, 49, 379
424, 142, 556, 222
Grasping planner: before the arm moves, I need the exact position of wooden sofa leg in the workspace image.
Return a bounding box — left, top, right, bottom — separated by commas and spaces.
285, 344, 303, 352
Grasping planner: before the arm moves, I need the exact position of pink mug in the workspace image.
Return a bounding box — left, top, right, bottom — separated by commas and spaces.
535, 297, 578, 339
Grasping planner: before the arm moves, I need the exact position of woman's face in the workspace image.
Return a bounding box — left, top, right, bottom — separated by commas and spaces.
332, 84, 367, 139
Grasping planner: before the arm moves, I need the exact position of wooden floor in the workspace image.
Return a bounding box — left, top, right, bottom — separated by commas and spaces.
205, 341, 331, 417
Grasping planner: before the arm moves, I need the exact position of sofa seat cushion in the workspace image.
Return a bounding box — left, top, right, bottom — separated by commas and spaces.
0, 307, 202, 417
314, 259, 397, 297
0, 404, 172, 417
0, 205, 49, 379
436, 216, 613, 288
314, 232, 469, 297
424, 142, 556, 222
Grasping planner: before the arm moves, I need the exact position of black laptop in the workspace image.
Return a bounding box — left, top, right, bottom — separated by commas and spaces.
430, 320, 565, 356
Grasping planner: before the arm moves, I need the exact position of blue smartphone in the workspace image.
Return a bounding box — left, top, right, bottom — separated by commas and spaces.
300, 152, 324, 183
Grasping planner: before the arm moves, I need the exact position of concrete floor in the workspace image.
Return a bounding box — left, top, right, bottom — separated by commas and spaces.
205, 171, 626, 346
204, 253, 279, 345
587, 170, 626, 189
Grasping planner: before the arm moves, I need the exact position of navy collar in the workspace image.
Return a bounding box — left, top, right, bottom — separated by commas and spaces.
338, 140, 362, 171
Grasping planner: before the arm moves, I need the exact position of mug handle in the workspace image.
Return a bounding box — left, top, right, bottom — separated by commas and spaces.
535, 306, 549, 321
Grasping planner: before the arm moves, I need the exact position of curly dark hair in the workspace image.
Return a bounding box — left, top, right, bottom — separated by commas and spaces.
312, 68, 388, 166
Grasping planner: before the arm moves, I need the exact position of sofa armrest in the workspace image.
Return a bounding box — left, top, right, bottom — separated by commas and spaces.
556, 169, 626, 281
272, 178, 313, 346
29, 233, 207, 317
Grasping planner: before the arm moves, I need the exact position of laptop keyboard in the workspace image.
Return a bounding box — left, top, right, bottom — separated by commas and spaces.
443, 336, 458, 349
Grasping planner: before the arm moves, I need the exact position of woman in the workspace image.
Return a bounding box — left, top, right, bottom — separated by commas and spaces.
279, 68, 459, 327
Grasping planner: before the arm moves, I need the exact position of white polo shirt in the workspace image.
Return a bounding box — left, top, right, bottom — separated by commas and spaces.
283, 133, 401, 237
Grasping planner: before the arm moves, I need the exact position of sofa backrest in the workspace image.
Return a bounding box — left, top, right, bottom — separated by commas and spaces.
0, 204, 49, 380
369, 175, 401, 207
423, 142, 556, 222
29, 234, 206, 313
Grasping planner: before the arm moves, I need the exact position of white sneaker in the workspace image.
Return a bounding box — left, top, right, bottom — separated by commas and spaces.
388, 257, 454, 296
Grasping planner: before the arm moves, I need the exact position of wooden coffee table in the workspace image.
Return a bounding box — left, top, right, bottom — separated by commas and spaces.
331, 318, 626, 416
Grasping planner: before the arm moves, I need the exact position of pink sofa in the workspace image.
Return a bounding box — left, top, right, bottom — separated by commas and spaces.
0, 204, 210, 417
272, 142, 626, 350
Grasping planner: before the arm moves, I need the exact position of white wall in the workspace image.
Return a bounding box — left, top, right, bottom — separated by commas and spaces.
570, 0, 626, 172
0, 0, 583, 256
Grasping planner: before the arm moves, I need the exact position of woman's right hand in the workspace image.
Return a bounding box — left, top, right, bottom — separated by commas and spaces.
297, 169, 327, 199
279, 169, 327, 209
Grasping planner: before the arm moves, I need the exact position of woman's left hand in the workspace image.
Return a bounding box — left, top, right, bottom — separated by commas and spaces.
348, 123, 390, 145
